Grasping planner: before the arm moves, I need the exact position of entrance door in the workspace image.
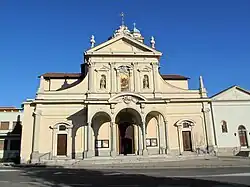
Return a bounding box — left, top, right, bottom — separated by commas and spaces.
57, 134, 67, 156
182, 131, 192, 151
119, 123, 134, 155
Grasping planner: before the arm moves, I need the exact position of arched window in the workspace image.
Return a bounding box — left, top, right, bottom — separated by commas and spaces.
238, 125, 248, 147
59, 125, 66, 131
143, 75, 149, 89
100, 75, 106, 89
221, 120, 228, 133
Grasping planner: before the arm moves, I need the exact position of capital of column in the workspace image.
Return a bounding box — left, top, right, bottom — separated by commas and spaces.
202, 108, 210, 113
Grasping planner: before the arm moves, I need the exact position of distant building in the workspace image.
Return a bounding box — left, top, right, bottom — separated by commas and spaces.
211, 86, 250, 156
0, 107, 23, 162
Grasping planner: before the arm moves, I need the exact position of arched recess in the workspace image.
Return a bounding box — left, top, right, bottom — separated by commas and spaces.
175, 119, 196, 154
91, 112, 111, 156
115, 108, 143, 155
238, 125, 248, 147
145, 111, 167, 154
51, 122, 73, 158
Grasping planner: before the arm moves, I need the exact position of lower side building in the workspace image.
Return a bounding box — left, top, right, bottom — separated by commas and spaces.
0, 107, 22, 163
211, 86, 250, 157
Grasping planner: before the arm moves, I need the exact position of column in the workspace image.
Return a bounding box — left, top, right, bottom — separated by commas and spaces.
31, 109, 41, 163
137, 125, 142, 155
164, 120, 169, 154
110, 63, 115, 93
110, 122, 117, 157
142, 121, 148, 156
88, 63, 93, 92
85, 122, 94, 158
190, 125, 196, 152
116, 70, 120, 92
133, 63, 137, 92
177, 125, 183, 155
203, 106, 215, 153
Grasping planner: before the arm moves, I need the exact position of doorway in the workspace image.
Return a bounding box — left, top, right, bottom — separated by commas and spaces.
238, 125, 248, 147
118, 123, 134, 155
182, 131, 192, 151
57, 134, 67, 156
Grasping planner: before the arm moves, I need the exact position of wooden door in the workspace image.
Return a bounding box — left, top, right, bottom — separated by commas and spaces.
182, 131, 192, 151
239, 131, 248, 147
57, 134, 67, 156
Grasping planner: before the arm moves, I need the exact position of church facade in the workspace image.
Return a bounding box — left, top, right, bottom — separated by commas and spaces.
20, 23, 215, 163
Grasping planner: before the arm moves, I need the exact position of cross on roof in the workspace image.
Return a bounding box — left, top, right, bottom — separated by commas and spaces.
120, 12, 125, 26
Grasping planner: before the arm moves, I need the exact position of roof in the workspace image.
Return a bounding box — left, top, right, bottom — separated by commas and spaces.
211, 85, 250, 98
161, 74, 189, 80
39, 73, 82, 79
0, 107, 22, 112
39, 72, 189, 80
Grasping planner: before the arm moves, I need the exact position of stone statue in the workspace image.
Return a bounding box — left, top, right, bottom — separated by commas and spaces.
143, 75, 149, 89
100, 75, 106, 89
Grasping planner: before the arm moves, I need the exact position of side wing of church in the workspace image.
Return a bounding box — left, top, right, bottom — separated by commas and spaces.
20, 23, 215, 163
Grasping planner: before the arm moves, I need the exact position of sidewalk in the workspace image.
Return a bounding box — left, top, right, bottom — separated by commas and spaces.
68, 157, 250, 169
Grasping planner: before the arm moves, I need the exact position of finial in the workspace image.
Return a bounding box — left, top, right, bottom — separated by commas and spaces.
150, 36, 155, 48
90, 35, 95, 48
133, 22, 136, 29
120, 12, 125, 26
199, 76, 204, 89
199, 75, 207, 97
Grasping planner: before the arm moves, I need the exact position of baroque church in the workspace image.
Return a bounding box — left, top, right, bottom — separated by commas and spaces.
20, 21, 216, 163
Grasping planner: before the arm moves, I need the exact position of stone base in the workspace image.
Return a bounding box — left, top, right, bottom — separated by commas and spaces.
83, 150, 94, 158
142, 149, 148, 156
30, 151, 40, 163
110, 151, 117, 157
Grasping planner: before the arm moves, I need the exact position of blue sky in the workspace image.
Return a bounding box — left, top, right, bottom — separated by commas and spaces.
0, 0, 250, 107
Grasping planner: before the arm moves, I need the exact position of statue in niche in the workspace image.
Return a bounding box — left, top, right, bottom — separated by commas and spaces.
100, 75, 106, 89
143, 75, 149, 89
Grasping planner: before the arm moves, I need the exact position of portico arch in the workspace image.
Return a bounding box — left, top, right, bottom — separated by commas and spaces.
91, 112, 111, 156
115, 108, 143, 155
145, 111, 167, 154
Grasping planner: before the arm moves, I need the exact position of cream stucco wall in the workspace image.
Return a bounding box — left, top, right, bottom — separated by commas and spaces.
21, 26, 213, 163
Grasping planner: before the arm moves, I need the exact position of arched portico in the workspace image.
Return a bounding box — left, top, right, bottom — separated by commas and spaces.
115, 108, 147, 156
145, 111, 168, 154
91, 112, 112, 156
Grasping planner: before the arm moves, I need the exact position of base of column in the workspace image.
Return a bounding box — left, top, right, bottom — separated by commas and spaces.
110, 151, 117, 157
83, 150, 94, 158
30, 151, 40, 163
142, 149, 148, 156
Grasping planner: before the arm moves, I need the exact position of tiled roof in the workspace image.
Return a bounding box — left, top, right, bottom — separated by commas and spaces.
40, 72, 189, 80
161, 74, 189, 80
40, 73, 82, 79
0, 107, 22, 112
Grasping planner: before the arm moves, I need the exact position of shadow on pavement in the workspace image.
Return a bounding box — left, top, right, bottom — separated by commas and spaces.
15, 167, 247, 187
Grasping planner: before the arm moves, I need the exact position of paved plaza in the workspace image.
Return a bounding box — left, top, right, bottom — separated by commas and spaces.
0, 157, 250, 186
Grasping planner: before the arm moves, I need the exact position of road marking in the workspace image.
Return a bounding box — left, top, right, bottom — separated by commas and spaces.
103, 172, 124, 176
170, 172, 250, 178
0, 169, 19, 172
0, 180, 9, 183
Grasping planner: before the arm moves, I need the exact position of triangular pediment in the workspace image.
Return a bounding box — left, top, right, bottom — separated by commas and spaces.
85, 34, 162, 56
211, 86, 250, 101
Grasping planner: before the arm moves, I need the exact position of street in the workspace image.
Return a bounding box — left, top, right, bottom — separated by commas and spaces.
0, 166, 250, 187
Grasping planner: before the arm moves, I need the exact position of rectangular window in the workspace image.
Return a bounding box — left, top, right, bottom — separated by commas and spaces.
10, 140, 21, 150
0, 139, 8, 150
146, 138, 158, 147
0, 122, 9, 130
95, 139, 109, 148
